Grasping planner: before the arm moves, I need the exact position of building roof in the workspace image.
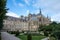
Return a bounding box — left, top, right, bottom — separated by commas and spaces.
30, 17, 39, 21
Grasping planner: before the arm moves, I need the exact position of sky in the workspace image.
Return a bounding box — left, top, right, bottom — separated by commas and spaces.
6, 0, 60, 22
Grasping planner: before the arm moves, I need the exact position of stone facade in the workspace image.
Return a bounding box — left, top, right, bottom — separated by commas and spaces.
3, 10, 51, 32
3, 16, 28, 32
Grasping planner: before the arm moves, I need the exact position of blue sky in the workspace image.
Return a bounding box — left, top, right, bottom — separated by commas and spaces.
6, 0, 60, 22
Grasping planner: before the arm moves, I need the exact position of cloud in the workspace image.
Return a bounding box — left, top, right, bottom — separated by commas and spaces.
11, 0, 60, 22
6, 11, 19, 18
12, 0, 24, 7
32, 0, 60, 9
18, 3, 24, 7
24, 0, 30, 5
25, 10, 30, 16
51, 13, 60, 22
26, 10, 30, 13
52, 3, 60, 10
34, 10, 39, 14
32, 0, 60, 22
51, 19, 54, 21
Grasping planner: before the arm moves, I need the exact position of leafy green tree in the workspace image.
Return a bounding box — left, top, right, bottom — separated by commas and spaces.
42, 22, 60, 40
0, 0, 7, 30
38, 24, 52, 36
53, 23, 60, 40
38, 22, 58, 37
38, 25, 44, 32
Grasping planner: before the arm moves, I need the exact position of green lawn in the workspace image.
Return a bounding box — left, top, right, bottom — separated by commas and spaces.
18, 35, 46, 40
32, 35, 46, 40
18, 35, 27, 40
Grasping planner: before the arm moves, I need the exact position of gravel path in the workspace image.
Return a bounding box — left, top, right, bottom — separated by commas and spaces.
1, 32, 21, 40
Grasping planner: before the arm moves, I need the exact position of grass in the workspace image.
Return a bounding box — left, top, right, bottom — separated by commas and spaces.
18, 34, 46, 40
18, 35, 27, 40
32, 35, 46, 40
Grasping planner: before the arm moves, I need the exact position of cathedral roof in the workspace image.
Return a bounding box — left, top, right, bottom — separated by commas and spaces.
30, 17, 39, 21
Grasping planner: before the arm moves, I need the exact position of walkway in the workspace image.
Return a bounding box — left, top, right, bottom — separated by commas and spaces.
41, 37, 49, 40
1, 32, 21, 40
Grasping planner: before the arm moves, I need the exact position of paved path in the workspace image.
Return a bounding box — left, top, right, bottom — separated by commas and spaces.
1, 32, 21, 40
41, 37, 49, 40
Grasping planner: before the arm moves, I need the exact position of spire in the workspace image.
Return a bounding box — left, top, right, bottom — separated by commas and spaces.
47, 14, 51, 20
40, 9, 41, 14
39, 8, 42, 15
47, 14, 48, 18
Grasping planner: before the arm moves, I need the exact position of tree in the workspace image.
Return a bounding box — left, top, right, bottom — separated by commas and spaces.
38, 25, 45, 35
0, 0, 7, 30
53, 23, 60, 40
42, 22, 60, 40
38, 20, 60, 40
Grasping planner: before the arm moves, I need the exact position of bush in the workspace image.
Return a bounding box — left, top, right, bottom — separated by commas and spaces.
15, 30, 20, 36
44, 31, 48, 36
27, 33, 32, 40
22, 31, 24, 33
8, 31, 20, 36
8, 31, 17, 34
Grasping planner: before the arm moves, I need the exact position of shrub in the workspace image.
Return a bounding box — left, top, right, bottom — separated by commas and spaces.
22, 31, 24, 33
10, 31, 16, 34
27, 33, 32, 40
15, 30, 20, 36
44, 31, 48, 36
